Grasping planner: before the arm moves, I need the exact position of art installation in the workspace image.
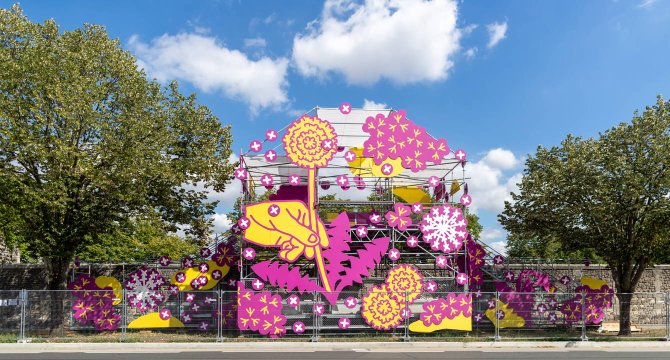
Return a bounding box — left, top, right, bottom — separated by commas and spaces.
65, 103, 614, 337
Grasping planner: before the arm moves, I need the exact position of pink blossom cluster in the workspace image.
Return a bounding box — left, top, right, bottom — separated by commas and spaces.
179, 291, 220, 331
493, 269, 556, 326
237, 282, 287, 338
420, 293, 472, 327
362, 110, 450, 172
560, 284, 614, 325
456, 236, 486, 289
68, 274, 120, 331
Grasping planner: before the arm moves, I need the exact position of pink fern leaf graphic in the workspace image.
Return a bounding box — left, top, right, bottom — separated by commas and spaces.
251, 260, 323, 294
321, 212, 390, 304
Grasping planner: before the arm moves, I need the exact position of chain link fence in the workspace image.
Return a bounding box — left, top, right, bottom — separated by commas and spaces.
0, 290, 668, 342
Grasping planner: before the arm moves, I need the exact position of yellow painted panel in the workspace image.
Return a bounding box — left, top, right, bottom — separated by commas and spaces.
94, 276, 122, 305
127, 312, 184, 329
485, 300, 526, 328
580, 276, 607, 290
392, 187, 431, 204
347, 147, 404, 178
169, 260, 229, 291
408, 313, 472, 333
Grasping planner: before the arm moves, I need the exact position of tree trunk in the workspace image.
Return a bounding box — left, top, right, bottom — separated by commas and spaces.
45, 255, 72, 290
616, 292, 633, 336
44, 255, 72, 334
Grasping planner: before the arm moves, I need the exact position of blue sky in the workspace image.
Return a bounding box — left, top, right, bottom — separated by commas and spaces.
6, 0, 670, 253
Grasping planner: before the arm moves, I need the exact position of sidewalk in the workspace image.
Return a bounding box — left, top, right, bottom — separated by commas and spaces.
1, 341, 670, 353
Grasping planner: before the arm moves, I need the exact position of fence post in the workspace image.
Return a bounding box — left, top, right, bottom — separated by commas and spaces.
580, 293, 588, 341
403, 291, 410, 342
494, 291, 500, 341
311, 291, 318, 342
18, 289, 26, 343
666, 292, 669, 341
217, 289, 223, 342
121, 288, 127, 342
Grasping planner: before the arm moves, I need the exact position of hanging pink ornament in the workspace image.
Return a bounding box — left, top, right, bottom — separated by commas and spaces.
249, 140, 263, 153
234, 168, 247, 180
265, 129, 278, 141
339, 102, 352, 114
288, 174, 301, 186
264, 150, 277, 162
454, 149, 466, 161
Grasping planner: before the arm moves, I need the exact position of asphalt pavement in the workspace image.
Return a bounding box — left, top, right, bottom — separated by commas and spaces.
1, 342, 670, 360
0, 351, 669, 360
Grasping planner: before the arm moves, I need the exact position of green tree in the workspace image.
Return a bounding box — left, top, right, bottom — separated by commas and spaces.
499, 96, 670, 335
505, 234, 600, 260
77, 217, 200, 263
0, 6, 234, 289
466, 212, 483, 240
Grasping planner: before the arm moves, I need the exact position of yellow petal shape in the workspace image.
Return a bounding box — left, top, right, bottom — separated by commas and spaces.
392, 186, 431, 204
127, 312, 184, 329
485, 300, 526, 328
170, 260, 229, 291
347, 147, 404, 178
449, 179, 461, 196
94, 276, 122, 305
244, 200, 328, 262
580, 276, 607, 290
409, 313, 472, 333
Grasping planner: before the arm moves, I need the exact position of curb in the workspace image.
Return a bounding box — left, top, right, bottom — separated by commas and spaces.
0, 341, 669, 353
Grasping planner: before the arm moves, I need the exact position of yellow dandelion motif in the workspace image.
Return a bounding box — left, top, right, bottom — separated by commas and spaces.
385, 264, 424, 304
282, 115, 338, 169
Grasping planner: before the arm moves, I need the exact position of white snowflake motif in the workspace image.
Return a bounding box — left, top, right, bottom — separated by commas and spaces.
419, 205, 468, 254
124, 267, 167, 312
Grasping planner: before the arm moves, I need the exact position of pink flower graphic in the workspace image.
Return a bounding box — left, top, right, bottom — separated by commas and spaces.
124, 267, 167, 312
385, 203, 412, 231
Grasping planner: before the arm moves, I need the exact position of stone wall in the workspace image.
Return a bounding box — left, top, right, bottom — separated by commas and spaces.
508, 264, 670, 326
2, 263, 670, 326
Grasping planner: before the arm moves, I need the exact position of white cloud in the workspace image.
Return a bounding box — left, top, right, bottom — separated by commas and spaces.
362, 99, 388, 110
480, 228, 504, 242
292, 0, 462, 85
211, 213, 233, 234
486, 21, 508, 49
128, 33, 289, 112
489, 241, 507, 256
466, 148, 522, 213
462, 24, 478, 35
480, 147, 519, 170
465, 47, 477, 59
244, 37, 267, 48
638, 0, 658, 8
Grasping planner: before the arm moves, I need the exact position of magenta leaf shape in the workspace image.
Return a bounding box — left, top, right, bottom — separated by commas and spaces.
321, 212, 390, 304
251, 260, 323, 294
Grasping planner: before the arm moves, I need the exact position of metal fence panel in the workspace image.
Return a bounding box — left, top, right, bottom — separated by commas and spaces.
0, 290, 21, 342
8, 289, 670, 342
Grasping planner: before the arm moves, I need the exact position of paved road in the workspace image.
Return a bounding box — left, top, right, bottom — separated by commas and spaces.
0, 352, 669, 360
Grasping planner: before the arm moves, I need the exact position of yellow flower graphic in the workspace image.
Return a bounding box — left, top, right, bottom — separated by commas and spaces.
283, 115, 337, 169
385, 264, 424, 304
361, 284, 403, 330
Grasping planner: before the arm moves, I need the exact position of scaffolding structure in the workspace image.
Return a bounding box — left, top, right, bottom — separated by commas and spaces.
236, 107, 485, 293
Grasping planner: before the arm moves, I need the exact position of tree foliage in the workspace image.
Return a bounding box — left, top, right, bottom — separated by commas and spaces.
0, 6, 234, 288
499, 96, 670, 334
